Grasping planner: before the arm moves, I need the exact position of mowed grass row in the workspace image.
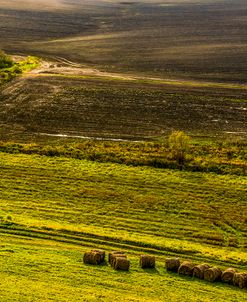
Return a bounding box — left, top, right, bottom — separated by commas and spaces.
0, 152, 246, 262
0, 235, 247, 302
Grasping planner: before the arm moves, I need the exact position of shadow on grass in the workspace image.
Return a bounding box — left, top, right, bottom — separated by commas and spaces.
83, 261, 109, 268
141, 267, 160, 275
166, 271, 244, 292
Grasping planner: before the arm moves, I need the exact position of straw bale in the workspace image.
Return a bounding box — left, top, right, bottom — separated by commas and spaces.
140, 255, 155, 269
114, 257, 130, 271
108, 251, 126, 266
193, 264, 210, 279
83, 252, 92, 264
204, 267, 222, 282
233, 273, 247, 289
221, 268, 237, 284
83, 251, 101, 265
112, 254, 127, 267
165, 258, 180, 272
178, 261, 195, 276
91, 249, 105, 262
108, 251, 125, 263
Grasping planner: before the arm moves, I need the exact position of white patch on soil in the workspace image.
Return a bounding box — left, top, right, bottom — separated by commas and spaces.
39, 133, 143, 142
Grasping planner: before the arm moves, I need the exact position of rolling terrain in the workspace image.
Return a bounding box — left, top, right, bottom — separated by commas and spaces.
0, 0, 246, 301
0, 0, 246, 141
0, 0, 246, 82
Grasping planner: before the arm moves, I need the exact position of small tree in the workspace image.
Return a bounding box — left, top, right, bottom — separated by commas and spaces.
168, 130, 191, 166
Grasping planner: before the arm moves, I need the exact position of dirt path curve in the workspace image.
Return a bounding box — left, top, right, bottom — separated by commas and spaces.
18, 56, 246, 91
27, 56, 137, 81
6, 54, 247, 89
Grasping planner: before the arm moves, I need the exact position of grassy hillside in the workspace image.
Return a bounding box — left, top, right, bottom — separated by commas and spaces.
0, 151, 246, 300
1, 236, 246, 302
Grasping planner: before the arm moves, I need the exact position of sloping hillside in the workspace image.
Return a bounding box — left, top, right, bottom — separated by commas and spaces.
0, 0, 246, 82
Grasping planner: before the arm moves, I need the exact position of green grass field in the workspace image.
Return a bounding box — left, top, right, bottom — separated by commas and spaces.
1, 236, 246, 302
0, 151, 246, 301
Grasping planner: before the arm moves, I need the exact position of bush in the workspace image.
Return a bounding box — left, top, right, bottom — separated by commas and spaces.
168, 131, 191, 166
0, 50, 14, 69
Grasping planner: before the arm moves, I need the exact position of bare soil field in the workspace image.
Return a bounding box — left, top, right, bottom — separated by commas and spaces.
0, 58, 246, 141
0, 0, 246, 140
0, 0, 246, 83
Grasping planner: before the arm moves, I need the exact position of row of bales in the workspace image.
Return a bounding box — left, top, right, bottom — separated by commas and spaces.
83, 249, 155, 271
166, 258, 247, 289
83, 250, 247, 290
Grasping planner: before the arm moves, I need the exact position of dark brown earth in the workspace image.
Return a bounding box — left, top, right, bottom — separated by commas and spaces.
0, 59, 246, 141
0, 0, 246, 83
0, 0, 246, 141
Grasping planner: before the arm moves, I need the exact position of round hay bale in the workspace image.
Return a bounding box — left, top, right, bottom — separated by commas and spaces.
83, 252, 92, 264
233, 273, 242, 287
239, 274, 247, 289
91, 249, 105, 263
140, 255, 155, 269
233, 273, 247, 289
108, 251, 125, 266
91, 251, 102, 265
83, 251, 101, 265
165, 258, 180, 272
204, 267, 222, 282
112, 254, 127, 267
178, 261, 195, 276
114, 257, 130, 271
221, 268, 237, 284
193, 264, 210, 279
108, 251, 125, 263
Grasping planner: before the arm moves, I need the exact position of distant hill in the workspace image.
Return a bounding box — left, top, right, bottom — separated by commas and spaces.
0, 0, 246, 82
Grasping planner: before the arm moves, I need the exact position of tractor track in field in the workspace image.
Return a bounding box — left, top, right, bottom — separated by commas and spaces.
25, 56, 137, 81
0, 224, 191, 256
12, 55, 247, 90
0, 224, 244, 268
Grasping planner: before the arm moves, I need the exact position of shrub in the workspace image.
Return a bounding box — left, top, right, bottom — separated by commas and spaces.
0, 50, 14, 69
168, 131, 191, 166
